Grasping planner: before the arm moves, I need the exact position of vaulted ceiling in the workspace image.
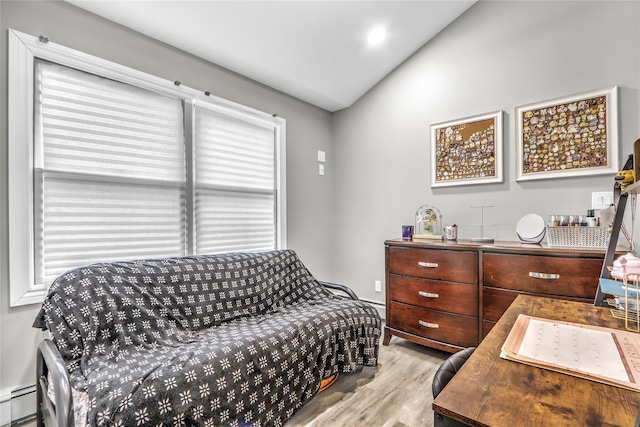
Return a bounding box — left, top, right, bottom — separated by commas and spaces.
65, 1, 476, 112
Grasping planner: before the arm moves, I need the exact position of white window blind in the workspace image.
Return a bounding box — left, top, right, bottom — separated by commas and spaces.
194, 107, 276, 253
9, 30, 286, 306
35, 60, 186, 286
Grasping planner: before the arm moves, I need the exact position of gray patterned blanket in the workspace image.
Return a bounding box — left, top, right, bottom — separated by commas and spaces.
34, 250, 381, 426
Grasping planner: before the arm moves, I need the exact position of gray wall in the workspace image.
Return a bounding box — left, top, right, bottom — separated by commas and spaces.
0, 0, 333, 395
331, 0, 640, 303
1, 0, 639, 410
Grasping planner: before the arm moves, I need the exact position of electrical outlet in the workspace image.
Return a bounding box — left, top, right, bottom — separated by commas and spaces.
374, 280, 382, 292
318, 164, 325, 176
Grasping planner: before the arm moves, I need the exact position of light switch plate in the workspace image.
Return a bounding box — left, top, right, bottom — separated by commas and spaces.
319, 164, 325, 176
592, 191, 613, 209
317, 150, 325, 163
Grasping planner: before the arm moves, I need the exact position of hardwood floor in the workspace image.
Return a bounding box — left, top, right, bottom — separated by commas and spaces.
21, 339, 448, 427
286, 338, 449, 427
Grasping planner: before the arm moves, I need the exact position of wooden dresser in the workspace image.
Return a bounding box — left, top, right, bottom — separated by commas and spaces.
384, 239, 624, 353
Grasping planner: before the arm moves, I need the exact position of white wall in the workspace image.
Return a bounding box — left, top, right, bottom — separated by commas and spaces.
331, 0, 640, 303
0, 0, 334, 408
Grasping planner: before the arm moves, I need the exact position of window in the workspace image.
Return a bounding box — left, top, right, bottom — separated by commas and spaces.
35, 60, 188, 287
194, 106, 278, 254
8, 30, 286, 306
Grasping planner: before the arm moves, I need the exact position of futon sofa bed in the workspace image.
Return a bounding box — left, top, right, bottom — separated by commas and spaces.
33, 249, 381, 426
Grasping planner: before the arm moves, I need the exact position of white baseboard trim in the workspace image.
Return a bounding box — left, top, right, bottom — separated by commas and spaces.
361, 298, 385, 320
0, 385, 36, 426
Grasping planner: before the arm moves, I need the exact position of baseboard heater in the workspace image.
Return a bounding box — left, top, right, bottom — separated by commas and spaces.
361, 298, 385, 319
0, 385, 36, 426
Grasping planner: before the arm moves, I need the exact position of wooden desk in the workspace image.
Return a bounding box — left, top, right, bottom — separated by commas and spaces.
432, 294, 640, 426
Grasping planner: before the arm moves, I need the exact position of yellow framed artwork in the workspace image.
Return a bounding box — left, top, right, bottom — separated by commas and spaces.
430, 110, 503, 188
516, 87, 618, 181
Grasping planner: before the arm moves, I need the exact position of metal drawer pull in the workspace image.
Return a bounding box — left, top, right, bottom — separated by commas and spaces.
418, 262, 439, 268
529, 272, 560, 280
418, 291, 439, 298
419, 320, 439, 328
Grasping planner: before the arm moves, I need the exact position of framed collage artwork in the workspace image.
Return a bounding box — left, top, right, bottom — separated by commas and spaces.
430, 111, 503, 188
515, 86, 618, 181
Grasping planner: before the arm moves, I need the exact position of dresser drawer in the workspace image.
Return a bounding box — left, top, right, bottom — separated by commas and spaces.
483, 287, 593, 322
389, 274, 477, 316
483, 253, 601, 298
482, 287, 522, 322
388, 302, 478, 348
388, 247, 478, 284
482, 320, 496, 339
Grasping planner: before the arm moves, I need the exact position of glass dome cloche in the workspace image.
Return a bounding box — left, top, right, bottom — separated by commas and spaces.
414, 205, 443, 240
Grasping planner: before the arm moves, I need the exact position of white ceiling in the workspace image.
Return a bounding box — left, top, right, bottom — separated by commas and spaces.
65, 0, 476, 112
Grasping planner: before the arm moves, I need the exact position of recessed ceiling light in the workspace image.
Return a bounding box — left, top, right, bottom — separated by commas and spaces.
367, 27, 386, 46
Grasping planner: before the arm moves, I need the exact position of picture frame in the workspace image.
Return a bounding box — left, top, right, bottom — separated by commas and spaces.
430, 110, 503, 188
516, 86, 618, 181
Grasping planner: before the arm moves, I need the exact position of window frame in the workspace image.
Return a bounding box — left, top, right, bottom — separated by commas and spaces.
8, 29, 287, 306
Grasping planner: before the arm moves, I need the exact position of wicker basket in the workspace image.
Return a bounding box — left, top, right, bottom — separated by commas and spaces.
546, 226, 610, 249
